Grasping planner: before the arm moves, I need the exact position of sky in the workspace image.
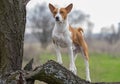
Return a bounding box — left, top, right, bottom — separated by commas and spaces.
27, 0, 120, 33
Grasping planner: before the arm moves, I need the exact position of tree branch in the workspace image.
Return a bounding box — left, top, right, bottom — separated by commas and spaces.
25, 60, 90, 84
24, 58, 33, 71
24, 58, 34, 84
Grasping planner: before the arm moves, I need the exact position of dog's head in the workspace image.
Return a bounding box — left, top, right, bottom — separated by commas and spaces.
49, 3, 73, 23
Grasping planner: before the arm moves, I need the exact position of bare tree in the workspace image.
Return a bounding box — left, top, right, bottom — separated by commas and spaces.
101, 25, 118, 44
117, 23, 120, 39
27, 3, 54, 48
86, 19, 94, 40
69, 10, 89, 25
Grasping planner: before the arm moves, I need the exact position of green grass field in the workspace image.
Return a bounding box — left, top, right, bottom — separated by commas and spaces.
38, 52, 120, 82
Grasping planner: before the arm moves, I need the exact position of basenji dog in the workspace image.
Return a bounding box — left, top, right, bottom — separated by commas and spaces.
49, 3, 91, 82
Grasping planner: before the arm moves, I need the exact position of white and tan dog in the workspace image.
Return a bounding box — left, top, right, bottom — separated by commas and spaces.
49, 3, 91, 82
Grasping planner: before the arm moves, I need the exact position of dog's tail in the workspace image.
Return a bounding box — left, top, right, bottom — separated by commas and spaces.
77, 27, 84, 33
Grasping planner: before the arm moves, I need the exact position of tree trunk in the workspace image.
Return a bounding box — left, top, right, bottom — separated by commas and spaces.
0, 0, 26, 76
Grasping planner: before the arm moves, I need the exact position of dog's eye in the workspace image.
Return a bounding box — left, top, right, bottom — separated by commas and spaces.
53, 11, 57, 14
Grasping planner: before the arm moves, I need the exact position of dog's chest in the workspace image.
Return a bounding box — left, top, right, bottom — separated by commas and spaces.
52, 32, 68, 47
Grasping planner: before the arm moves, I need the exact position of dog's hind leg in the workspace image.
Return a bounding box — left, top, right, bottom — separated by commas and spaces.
80, 45, 91, 82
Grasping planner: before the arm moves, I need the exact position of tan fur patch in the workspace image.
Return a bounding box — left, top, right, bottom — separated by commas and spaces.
60, 8, 68, 20
69, 26, 89, 60
53, 8, 58, 17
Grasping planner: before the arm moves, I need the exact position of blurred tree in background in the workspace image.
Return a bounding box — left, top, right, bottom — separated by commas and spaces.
118, 23, 120, 39
100, 24, 118, 44
69, 10, 89, 25
26, 3, 54, 49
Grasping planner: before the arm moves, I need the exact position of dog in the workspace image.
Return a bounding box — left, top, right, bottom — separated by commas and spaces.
49, 3, 91, 82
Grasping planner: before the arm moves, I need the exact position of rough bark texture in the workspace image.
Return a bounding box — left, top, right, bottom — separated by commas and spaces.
25, 60, 90, 84
24, 58, 35, 84
0, 0, 26, 75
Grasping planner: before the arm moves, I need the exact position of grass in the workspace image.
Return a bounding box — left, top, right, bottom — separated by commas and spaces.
90, 53, 120, 82
38, 52, 120, 82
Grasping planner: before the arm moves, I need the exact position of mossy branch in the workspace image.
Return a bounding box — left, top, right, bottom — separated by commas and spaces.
25, 60, 90, 84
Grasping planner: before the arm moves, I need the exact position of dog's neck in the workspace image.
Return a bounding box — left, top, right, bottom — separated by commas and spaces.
54, 18, 69, 33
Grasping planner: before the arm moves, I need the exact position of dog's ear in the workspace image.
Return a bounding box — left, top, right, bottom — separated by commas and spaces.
65, 3, 73, 13
49, 3, 56, 13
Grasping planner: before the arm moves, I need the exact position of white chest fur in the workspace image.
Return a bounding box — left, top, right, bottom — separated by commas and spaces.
52, 21, 72, 48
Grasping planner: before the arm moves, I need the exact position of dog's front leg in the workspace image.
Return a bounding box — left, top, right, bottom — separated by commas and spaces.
68, 46, 77, 75
54, 44, 63, 64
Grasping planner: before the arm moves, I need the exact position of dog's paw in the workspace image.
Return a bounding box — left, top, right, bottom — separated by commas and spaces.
57, 60, 63, 65
86, 77, 91, 82
69, 64, 77, 75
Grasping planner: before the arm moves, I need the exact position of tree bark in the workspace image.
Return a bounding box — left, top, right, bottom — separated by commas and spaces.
25, 60, 90, 84
24, 58, 35, 84
0, 0, 26, 75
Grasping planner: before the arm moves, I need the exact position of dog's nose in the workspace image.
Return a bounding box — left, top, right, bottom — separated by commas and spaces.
55, 16, 59, 21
